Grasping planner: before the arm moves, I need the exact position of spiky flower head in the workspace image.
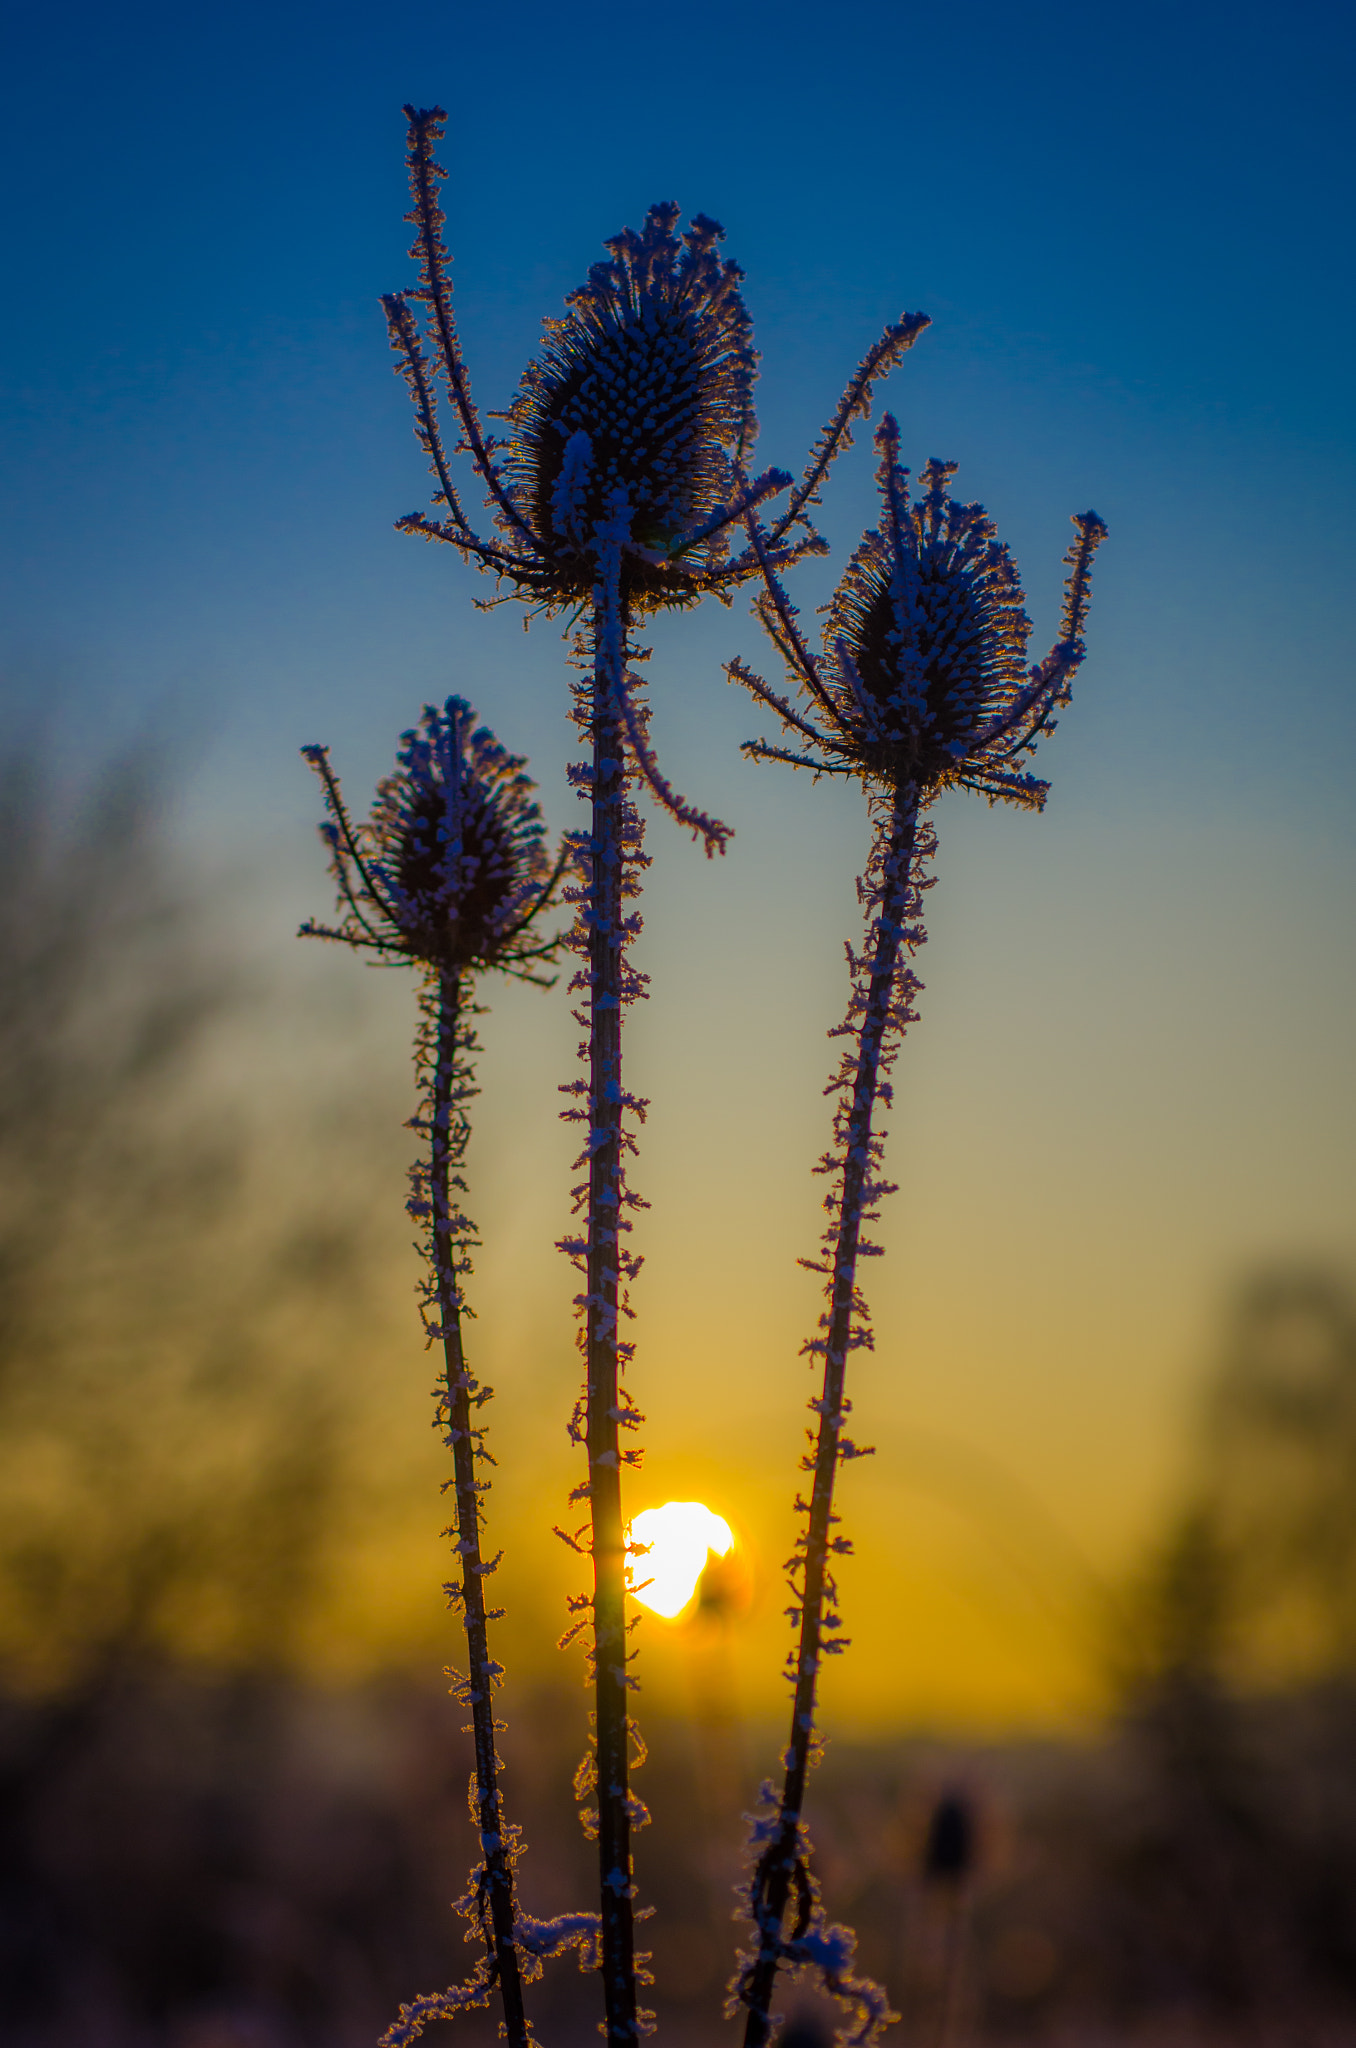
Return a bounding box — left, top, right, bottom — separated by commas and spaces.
736, 416, 1107, 810
502, 204, 759, 612
301, 698, 565, 976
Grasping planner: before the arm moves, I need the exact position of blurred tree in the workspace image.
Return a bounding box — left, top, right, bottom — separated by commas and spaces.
1132, 1268, 1356, 1697
1202, 1267, 1356, 1681
0, 732, 399, 1697
1087, 1270, 1356, 2030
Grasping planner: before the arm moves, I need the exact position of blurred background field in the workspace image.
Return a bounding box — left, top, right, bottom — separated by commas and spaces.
2, 738, 1356, 2045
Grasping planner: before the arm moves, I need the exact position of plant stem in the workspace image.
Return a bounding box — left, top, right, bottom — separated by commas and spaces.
585, 578, 639, 2048
742, 788, 919, 2048
432, 967, 529, 2048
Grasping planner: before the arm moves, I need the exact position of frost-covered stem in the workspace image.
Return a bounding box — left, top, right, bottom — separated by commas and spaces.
432, 968, 529, 2048
743, 788, 919, 2048
586, 575, 639, 2048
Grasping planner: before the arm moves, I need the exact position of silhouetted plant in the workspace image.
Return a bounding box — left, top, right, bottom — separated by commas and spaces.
729, 418, 1106, 2046
381, 104, 928, 2046
302, 700, 587, 2048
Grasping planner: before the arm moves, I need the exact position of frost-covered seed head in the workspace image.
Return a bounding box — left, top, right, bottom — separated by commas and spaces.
828, 455, 1031, 787
504, 204, 757, 611
374, 711, 543, 965
303, 699, 560, 974
738, 416, 1106, 811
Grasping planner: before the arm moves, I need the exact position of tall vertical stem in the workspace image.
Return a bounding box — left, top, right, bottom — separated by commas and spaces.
743, 789, 919, 2048
432, 968, 529, 2048
585, 577, 639, 2048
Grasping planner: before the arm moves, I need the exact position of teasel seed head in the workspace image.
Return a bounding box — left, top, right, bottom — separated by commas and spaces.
301, 698, 567, 978
828, 452, 1031, 786
737, 414, 1107, 810
503, 204, 758, 612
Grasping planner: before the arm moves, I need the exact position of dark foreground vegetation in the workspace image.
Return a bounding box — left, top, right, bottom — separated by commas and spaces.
7, 1668, 1356, 2046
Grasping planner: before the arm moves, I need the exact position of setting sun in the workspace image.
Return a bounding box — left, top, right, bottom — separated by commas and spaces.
626, 1502, 734, 1620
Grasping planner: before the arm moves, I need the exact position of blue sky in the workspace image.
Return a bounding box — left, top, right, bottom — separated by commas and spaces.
3, 0, 1354, 1720
4, 0, 1351, 816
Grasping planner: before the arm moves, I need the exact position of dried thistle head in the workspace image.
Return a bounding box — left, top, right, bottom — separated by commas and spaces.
301, 698, 567, 977
735, 415, 1107, 809
385, 102, 929, 663
826, 451, 1031, 787
501, 204, 758, 612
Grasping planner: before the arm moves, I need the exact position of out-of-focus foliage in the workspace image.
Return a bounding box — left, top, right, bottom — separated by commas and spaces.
1201, 1268, 1356, 1678
1131, 1267, 1356, 1695
1062, 1267, 1356, 2041
0, 734, 407, 1696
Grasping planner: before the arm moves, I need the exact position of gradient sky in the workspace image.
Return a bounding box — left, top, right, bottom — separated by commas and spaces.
3, 0, 1354, 1727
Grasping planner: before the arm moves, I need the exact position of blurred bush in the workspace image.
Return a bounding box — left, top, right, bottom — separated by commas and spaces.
0, 727, 430, 2037
0, 735, 409, 1695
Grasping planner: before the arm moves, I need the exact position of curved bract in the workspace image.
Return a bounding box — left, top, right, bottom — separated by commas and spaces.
504, 204, 758, 612
736, 414, 1107, 810
301, 698, 567, 978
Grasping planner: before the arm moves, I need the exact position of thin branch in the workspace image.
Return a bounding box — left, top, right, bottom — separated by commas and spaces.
382, 290, 472, 535
765, 312, 931, 546
666, 465, 792, 558
401, 107, 541, 553
743, 517, 829, 703
710, 527, 830, 592
301, 747, 406, 927
616, 670, 733, 857
495, 841, 574, 947
394, 512, 535, 579
726, 656, 836, 753
741, 739, 851, 775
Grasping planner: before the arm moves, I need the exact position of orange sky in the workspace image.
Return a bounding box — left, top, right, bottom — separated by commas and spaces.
307, 702, 1356, 1733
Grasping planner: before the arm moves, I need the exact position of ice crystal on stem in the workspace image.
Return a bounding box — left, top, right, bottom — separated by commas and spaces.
729, 420, 1106, 2047
381, 107, 929, 2043
301, 701, 596, 2048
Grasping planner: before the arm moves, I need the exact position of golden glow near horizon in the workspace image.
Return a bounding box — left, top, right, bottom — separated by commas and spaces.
627, 1501, 734, 1620
303, 779, 1356, 1733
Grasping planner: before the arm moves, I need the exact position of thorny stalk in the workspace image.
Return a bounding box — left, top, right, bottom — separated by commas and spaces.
426, 967, 527, 2044
382, 973, 531, 2048
558, 533, 653, 2045
584, 603, 643, 2044
738, 791, 925, 2048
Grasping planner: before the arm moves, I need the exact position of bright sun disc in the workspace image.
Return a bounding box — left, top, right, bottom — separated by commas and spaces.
626, 1502, 734, 1620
